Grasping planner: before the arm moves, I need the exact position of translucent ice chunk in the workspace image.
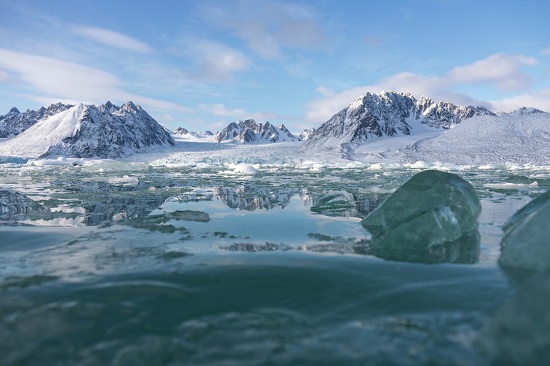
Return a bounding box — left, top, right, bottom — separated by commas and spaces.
361, 170, 481, 263
499, 189, 550, 271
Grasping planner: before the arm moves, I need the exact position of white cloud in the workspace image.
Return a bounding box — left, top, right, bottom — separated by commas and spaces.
315, 86, 335, 97
202, 1, 327, 59
188, 40, 251, 82
542, 48, 550, 56
447, 53, 538, 91
0, 48, 120, 101
72, 26, 152, 53
306, 86, 368, 123
0, 48, 190, 113
199, 103, 277, 122
0, 70, 8, 81
200, 103, 247, 117
306, 53, 540, 123
490, 88, 550, 113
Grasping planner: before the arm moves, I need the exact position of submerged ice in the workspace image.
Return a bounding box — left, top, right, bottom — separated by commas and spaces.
361, 170, 481, 263
480, 271, 550, 365
499, 189, 550, 271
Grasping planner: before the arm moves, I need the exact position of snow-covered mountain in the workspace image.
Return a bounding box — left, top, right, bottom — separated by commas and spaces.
0, 101, 174, 158
173, 127, 214, 141
215, 119, 299, 143
174, 127, 189, 135
506, 107, 545, 116
303, 91, 495, 152
0, 103, 74, 138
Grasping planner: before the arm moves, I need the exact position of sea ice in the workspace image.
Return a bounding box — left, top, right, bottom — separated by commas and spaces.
499, 189, 550, 271
361, 170, 481, 263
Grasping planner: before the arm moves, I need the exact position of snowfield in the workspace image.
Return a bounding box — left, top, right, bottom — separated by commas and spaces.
405, 113, 550, 165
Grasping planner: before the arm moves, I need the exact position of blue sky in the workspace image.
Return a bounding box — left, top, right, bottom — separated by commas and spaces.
1, 0, 549, 132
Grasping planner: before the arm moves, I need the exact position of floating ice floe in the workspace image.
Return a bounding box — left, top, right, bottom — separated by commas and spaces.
231, 163, 259, 175
81, 160, 149, 173
361, 170, 481, 263
484, 182, 539, 190
499, 189, 550, 271
27, 157, 84, 166
108, 175, 140, 185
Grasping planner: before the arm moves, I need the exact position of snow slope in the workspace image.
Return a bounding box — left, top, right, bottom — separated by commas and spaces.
404, 113, 550, 165
0, 104, 87, 157
0, 103, 73, 138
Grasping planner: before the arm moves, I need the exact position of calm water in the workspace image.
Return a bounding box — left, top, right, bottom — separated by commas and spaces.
0, 161, 547, 365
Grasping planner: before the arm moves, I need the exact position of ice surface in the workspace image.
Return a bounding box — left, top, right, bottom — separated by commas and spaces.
361, 170, 481, 263
499, 189, 550, 271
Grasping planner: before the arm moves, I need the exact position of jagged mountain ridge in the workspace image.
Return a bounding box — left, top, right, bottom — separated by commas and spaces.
304, 91, 496, 150
173, 127, 214, 138
0, 101, 174, 158
215, 119, 299, 143
507, 107, 546, 116
0, 103, 74, 138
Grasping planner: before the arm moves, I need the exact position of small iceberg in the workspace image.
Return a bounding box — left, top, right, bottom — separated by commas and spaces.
232, 163, 258, 175
361, 170, 481, 263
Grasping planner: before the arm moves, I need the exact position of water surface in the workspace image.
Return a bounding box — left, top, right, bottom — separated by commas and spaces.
1, 161, 546, 364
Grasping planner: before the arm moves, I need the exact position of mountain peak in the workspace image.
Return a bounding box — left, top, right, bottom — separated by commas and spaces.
9, 107, 20, 114
120, 101, 140, 112
509, 107, 546, 115
215, 119, 299, 143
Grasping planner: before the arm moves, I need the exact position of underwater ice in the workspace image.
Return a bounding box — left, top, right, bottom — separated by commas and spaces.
481, 271, 550, 365
499, 189, 550, 271
361, 170, 481, 263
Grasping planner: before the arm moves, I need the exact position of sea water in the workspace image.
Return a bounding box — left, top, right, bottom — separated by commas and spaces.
0, 161, 547, 365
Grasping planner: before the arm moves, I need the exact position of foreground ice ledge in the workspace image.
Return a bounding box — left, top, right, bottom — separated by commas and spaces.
361, 170, 481, 263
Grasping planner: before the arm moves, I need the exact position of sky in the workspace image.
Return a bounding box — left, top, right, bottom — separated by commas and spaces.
0, 0, 549, 133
